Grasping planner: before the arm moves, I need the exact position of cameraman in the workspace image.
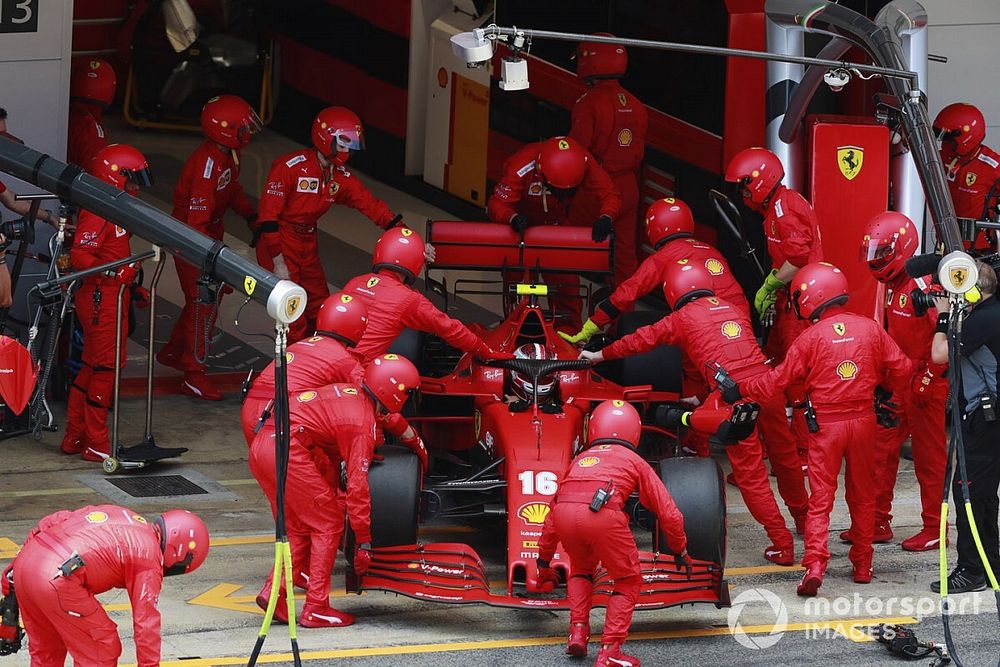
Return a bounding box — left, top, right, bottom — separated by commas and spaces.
930, 261, 1000, 593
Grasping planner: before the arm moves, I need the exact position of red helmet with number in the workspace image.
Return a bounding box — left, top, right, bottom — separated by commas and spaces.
662, 261, 714, 311
364, 354, 420, 413
314, 291, 367, 346
645, 197, 694, 248
861, 211, 919, 284
510, 343, 557, 402
311, 106, 365, 160
373, 227, 425, 284
201, 95, 262, 149
791, 262, 849, 321
71, 58, 117, 108
588, 399, 641, 448
576, 34, 627, 81
155, 509, 210, 577
537, 137, 588, 190
724, 147, 784, 208
934, 103, 986, 157
91, 144, 153, 192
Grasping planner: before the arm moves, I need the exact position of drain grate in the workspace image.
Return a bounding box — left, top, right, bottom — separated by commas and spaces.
106, 475, 209, 498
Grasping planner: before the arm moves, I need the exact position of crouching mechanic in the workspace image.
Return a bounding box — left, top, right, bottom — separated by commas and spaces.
734, 263, 911, 595
7, 505, 208, 666
487, 136, 620, 329
253, 107, 421, 341
580, 261, 804, 562
854, 212, 948, 551
534, 400, 688, 667
249, 354, 420, 627
345, 227, 507, 363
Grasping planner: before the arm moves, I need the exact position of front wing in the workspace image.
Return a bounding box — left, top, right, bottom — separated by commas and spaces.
355, 542, 730, 610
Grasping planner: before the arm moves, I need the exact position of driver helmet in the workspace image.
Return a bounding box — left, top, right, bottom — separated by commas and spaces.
510, 343, 557, 402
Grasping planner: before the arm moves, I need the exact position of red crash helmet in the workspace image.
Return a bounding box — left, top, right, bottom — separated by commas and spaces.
373, 227, 425, 284
645, 197, 694, 248
588, 399, 641, 448
934, 103, 986, 157
311, 106, 365, 160
510, 343, 557, 402
91, 144, 153, 192
575, 34, 627, 81
71, 58, 117, 107
861, 211, 918, 284
724, 147, 784, 208
201, 95, 262, 149
537, 137, 588, 190
155, 509, 210, 577
314, 291, 367, 346
791, 262, 849, 321
662, 261, 714, 311
364, 354, 419, 413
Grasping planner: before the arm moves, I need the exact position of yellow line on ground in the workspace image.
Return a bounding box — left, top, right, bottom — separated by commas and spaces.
134, 615, 918, 666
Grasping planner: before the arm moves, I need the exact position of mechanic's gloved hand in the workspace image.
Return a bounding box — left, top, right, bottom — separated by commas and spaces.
401, 431, 429, 473
874, 385, 900, 428
754, 269, 786, 316
424, 242, 436, 264
535, 559, 560, 592
354, 543, 373, 576
272, 254, 291, 281
510, 214, 530, 233
115, 262, 140, 286
591, 214, 613, 242
133, 286, 151, 309
577, 349, 603, 363
558, 319, 602, 345
673, 549, 692, 577
654, 405, 689, 429
476, 343, 514, 361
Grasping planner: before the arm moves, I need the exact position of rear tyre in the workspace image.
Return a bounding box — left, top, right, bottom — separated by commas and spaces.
368, 445, 420, 547
657, 457, 726, 566
610, 311, 682, 393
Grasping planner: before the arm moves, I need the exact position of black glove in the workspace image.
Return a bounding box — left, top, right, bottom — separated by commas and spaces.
674, 549, 692, 578
510, 214, 530, 233
654, 405, 688, 428
591, 214, 613, 242
874, 385, 900, 429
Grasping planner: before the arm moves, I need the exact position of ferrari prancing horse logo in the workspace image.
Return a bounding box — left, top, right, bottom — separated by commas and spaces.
837, 146, 864, 181
833, 323, 846, 336
966, 172, 977, 187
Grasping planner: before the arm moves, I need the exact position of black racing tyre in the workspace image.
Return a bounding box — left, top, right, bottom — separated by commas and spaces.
614, 311, 682, 393
368, 445, 420, 547
657, 457, 726, 566
387, 328, 425, 373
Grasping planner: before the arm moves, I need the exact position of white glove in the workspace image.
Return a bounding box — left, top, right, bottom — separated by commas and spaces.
272, 254, 291, 281
424, 242, 436, 264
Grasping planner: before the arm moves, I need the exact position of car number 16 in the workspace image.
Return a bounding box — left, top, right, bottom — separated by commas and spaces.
518, 470, 558, 496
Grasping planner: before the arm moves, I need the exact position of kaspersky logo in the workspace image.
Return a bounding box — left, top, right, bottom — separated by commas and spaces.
518, 502, 551, 525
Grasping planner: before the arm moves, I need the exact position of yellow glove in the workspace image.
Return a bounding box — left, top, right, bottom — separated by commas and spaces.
754, 270, 786, 316
558, 319, 602, 345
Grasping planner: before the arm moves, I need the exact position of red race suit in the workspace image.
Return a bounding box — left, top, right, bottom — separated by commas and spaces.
943, 144, 1000, 249
249, 384, 378, 610
487, 141, 620, 328
741, 308, 912, 573
570, 80, 647, 283
601, 296, 805, 547
63, 210, 133, 459
160, 140, 256, 373
12, 505, 165, 667
255, 150, 397, 341
343, 270, 488, 364
538, 442, 686, 645
67, 102, 108, 169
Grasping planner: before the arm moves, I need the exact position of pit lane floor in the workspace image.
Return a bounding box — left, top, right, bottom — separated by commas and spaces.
1, 396, 997, 666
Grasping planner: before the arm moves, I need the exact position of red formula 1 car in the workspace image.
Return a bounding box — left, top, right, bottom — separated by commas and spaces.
348, 223, 740, 612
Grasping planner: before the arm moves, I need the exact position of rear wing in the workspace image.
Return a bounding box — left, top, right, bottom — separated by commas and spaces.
425, 221, 613, 275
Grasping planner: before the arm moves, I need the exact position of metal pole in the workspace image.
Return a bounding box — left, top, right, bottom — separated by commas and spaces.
110, 283, 126, 459
143, 249, 165, 441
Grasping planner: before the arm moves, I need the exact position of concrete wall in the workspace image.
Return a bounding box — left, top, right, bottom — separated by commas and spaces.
923, 0, 1000, 135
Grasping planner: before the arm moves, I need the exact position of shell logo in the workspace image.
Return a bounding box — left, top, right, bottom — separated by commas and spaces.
836, 360, 858, 381
298, 178, 310, 190
286, 352, 295, 363
705, 258, 724, 276
721, 321, 742, 339
296, 391, 318, 402
577, 456, 601, 468
617, 128, 633, 147
86, 511, 108, 524
518, 502, 551, 525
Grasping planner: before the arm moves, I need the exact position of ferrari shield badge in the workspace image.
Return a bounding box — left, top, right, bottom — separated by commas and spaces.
837, 146, 863, 181
833, 323, 846, 336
